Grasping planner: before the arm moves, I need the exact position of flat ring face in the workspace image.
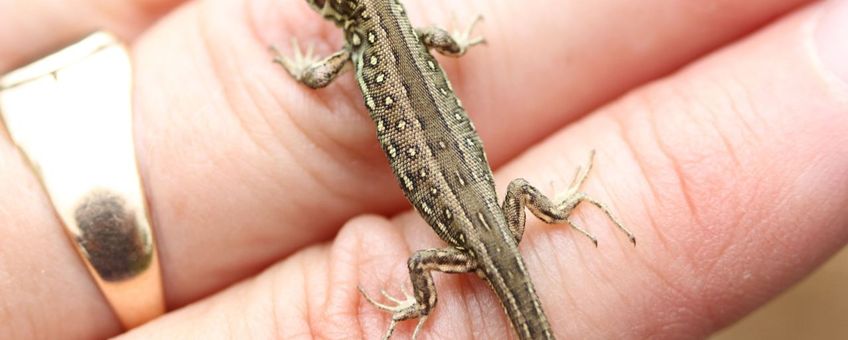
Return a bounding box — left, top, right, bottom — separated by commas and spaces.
0, 32, 165, 328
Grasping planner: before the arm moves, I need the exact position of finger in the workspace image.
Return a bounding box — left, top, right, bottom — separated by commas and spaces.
0, 146, 123, 339
493, 2, 848, 337
0, 0, 185, 72
115, 1, 848, 338
427, 0, 813, 164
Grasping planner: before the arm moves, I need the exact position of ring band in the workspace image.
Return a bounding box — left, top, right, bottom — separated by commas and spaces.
0, 32, 165, 328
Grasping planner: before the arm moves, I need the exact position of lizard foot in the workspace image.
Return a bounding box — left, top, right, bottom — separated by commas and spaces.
554, 150, 637, 245
451, 15, 486, 54
358, 286, 428, 340
271, 38, 318, 81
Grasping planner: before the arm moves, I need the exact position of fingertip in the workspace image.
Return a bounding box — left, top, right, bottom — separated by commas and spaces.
814, 0, 848, 88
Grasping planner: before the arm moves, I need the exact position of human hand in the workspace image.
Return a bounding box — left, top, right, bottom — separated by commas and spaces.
1, 0, 846, 338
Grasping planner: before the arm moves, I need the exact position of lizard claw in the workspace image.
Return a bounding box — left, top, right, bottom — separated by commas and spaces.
271, 38, 318, 81
358, 285, 428, 340
359, 286, 418, 315
556, 150, 637, 246
380, 286, 414, 304
451, 14, 486, 53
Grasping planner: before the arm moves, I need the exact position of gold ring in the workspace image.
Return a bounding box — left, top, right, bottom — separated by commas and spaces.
0, 32, 165, 328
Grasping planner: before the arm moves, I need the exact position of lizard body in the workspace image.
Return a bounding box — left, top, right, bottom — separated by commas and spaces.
274, 1, 635, 338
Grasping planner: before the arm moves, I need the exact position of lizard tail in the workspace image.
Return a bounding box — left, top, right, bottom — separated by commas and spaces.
479, 242, 557, 340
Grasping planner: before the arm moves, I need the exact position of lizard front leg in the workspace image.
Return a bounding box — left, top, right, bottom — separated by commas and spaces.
416, 15, 485, 57
271, 39, 352, 88
502, 150, 637, 245
359, 247, 478, 340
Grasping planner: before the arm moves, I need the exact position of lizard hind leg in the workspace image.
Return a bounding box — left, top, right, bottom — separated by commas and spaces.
358, 247, 478, 339
502, 150, 636, 246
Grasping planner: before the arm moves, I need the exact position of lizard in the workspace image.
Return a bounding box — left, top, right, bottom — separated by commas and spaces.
272, 0, 636, 339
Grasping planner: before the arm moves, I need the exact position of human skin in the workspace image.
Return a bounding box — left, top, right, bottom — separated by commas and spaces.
1, 0, 847, 338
